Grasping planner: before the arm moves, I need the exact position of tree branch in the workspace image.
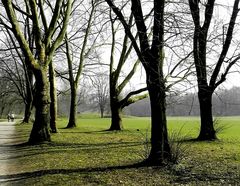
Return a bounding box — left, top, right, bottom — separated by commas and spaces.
119, 87, 148, 108
210, 0, 240, 87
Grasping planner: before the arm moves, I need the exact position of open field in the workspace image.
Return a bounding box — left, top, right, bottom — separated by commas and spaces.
0, 116, 239, 185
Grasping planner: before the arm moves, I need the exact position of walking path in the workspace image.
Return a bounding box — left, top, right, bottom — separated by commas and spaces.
0, 121, 24, 184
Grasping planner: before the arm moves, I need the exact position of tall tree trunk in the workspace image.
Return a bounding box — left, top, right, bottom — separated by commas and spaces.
146, 65, 171, 165
66, 84, 77, 128
23, 69, 33, 123
197, 86, 216, 140
49, 62, 58, 133
109, 98, 123, 130
109, 79, 123, 130
29, 69, 51, 144
23, 99, 32, 123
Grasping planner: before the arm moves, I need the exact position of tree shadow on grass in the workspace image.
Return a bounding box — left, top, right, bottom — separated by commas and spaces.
179, 138, 221, 143
57, 128, 126, 134
1, 161, 239, 185
0, 141, 144, 161
0, 162, 148, 184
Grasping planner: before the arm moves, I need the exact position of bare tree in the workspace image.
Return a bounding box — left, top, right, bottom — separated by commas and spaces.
105, 0, 172, 165
0, 20, 35, 123
0, 72, 20, 118
107, 10, 148, 130
0, 0, 72, 144
188, 0, 240, 140
90, 73, 109, 118
63, 0, 102, 128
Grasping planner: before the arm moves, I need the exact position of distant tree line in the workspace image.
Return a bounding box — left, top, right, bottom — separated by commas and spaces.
129, 87, 240, 117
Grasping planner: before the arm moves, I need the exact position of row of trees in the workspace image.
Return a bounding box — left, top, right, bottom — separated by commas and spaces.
0, 0, 240, 165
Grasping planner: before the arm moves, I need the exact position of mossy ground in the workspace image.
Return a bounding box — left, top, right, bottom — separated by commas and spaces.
0, 116, 239, 185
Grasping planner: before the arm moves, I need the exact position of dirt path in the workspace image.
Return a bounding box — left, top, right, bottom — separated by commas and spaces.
0, 121, 24, 184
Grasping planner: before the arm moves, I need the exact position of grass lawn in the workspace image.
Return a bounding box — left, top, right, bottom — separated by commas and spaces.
0, 115, 239, 185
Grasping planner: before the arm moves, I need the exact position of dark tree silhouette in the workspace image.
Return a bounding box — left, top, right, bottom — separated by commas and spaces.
105, 0, 171, 165
188, 0, 240, 140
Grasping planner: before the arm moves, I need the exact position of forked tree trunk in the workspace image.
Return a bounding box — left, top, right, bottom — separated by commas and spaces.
197, 87, 216, 140
49, 62, 58, 133
146, 67, 171, 165
109, 99, 123, 130
29, 69, 51, 144
66, 84, 77, 128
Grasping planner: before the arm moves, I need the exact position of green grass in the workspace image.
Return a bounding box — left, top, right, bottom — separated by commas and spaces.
0, 115, 239, 185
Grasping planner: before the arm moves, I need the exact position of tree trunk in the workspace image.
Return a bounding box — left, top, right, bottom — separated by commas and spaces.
23, 99, 32, 123
28, 69, 51, 144
109, 99, 123, 130
0, 106, 4, 119
49, 62, 58, 133
109, 79, 123, 130
197, 87, 216, 140
22, 69, 33, 123
146, 67, 171, 165
100, 107, 104, 118
99, 102, 105, 118
66, 83, 77, 128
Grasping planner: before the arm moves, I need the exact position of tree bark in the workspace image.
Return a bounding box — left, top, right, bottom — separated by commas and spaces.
108, 73, 123, 130
22, 68, 34, 123
145, 64, 171, 165
29, 68, 51, 144
66, 83, 77, 128
23, 99, 32, 123
197, 86, 216, 140
109, 97, 123, 130
49, 62, 58, 133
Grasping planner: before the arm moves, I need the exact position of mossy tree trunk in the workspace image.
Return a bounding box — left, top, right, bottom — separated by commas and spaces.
29, 68, 51, 144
